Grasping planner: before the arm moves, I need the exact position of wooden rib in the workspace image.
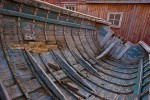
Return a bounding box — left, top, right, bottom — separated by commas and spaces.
51, 50, 94, 92
139, 41, 150, 53
0, 28, 31, 100
133, 59, 143, 99
25, 50, 67, 100
0, 82, 11, 100
71, 50, 100, 77
22, 50, 56, 99
39, 55, 83, 100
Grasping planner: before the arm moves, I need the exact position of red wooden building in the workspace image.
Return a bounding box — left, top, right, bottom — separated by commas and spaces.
42, 0, 150, 45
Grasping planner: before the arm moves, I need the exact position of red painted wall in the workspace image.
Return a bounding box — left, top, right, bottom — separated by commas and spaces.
42, 0, 150, 46
84, 4, 150, 45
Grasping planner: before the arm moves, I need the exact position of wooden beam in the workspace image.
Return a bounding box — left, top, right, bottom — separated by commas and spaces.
12, 0, 111, 25
99, 29, 114, 48
139, 41, 150, 53
25, 50, 67, 100
71, 50, 100, 77
116, 42, 132, 59
0, 82, 11, 100
133, 59, 143, 99
52, 50, 94, 91
0, 9, 96, 30
96, 42, 116, 59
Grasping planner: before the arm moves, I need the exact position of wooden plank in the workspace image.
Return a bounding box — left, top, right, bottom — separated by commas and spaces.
96, 42, 116, 59
0, 9, 96, 30
6, 84, 23, 99
71, 50, 100, 77
0, 82, 11, 100
72, 36, 89, 59
139, 41, 150, 53
100, 30, 113, 48
79, 35, 95, 56
116, 42, 132, 59
86, 95, 95, 100
12, 0, 111, 25
52, 50, 94, 91
6, 79, 42, 99
133, 59, 143, 99
85, 30, 99, 55
25, 50, 67, 100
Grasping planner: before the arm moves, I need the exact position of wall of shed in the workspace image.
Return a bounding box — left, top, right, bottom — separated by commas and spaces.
83, 4, 150, 45
42, 1, 150, 45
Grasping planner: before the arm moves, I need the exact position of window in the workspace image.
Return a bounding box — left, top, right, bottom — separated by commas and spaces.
107, 12, 123, 28
64, 5, 76, 11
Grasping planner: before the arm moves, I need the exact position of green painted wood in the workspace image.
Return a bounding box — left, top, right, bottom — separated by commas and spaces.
133, 59, 143, 99
0, 9, 96, 30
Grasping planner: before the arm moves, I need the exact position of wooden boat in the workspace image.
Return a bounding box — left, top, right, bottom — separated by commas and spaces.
0, 0, 149, 100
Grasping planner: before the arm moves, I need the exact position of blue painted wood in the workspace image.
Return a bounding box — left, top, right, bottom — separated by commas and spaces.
116, 42, 131, 59
0, 0, 149, 99
141, 57, 150, 100
133, 59, 143, 100
51, 50, 95, 91
127, 45, 143, 58
71, 50, 100, 77
98, 27, 114, 47
139, 41, 150, 54
0, 9, 96, 30
0, 82, 11, 100
25, 50, 67, 100
96, 42, 116, 59
3, 1, 19, 12
98, 26, 108, 36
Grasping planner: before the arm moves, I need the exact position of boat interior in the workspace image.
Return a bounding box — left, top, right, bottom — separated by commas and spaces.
0, 0, 150, 100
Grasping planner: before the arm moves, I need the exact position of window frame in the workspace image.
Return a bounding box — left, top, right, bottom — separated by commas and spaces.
64, 4, 76, 11
107, 12, 123, 28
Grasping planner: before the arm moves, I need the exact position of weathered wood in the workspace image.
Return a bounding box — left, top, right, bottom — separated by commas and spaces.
0, 0, 149, 99
25, 50, 67, 100
0, 9, 96, 30
4, 0, 111, 26
99, 29, 114, 48
116, 42, 132, 59
52, 50, 94, 91
139, 41, 150, 53
133, 59, 143, 99
71, 50, 100, 77
0, 34, 31, 99
96, 42, 116, 59
0, 82, 11, 100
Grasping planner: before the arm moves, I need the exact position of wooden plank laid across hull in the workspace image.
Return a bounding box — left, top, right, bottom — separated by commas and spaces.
0, 0, 149, 100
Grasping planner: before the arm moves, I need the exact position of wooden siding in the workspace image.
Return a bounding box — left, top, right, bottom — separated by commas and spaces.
42, 1, 150, 45
82, 4, 150, 45
43, 0, 86, 4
